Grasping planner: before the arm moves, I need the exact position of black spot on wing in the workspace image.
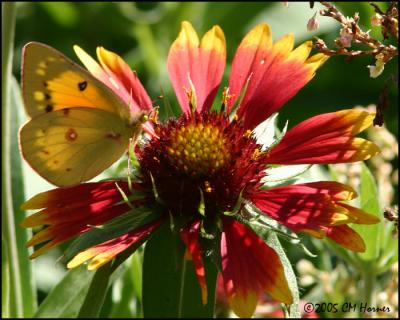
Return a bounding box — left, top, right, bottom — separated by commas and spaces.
45, 104, 53, 113
78, 81, 88, 91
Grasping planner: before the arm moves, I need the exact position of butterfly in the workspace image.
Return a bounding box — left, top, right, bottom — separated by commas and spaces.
19, 42, 151, 187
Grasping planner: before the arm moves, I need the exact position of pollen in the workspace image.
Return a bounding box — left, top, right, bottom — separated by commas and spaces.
166, 122, 231, 176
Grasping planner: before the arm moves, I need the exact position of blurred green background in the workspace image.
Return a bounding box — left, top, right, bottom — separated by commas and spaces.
9, 2, 398, 318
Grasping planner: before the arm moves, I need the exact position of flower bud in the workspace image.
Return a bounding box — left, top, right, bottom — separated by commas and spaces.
307, 12, 319, 31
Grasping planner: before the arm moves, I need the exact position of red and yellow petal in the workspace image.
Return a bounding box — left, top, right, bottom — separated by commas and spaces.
180, 220, 208, 305
20, 181, 142, 259
221, 218, 292, 318
251, 182, 379, 252
74, 45, 152, 112
168, 21, 226, 114
265, 109, 380, 165
251, 182, 358, 231
326, 225, 366, 252
228, 23, 328, 130
96, 47, 152, 112
338, 203, 380, 224
21, 181, 132, 226
21, 181, 132, 210
67, 219, 163, 270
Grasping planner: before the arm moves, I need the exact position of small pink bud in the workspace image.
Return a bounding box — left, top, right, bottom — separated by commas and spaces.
307, 12, 319, 31
283, 1, 289, 8
371, 13, 382, 26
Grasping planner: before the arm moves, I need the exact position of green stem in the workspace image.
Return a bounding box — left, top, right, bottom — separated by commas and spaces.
361, 270, 375, 313
2, 2, 23, 318
177, 257, 188, 318
78, 262, 112, 318
133, 24, 161, 78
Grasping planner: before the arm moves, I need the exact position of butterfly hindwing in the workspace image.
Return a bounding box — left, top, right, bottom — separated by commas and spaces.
20, 108, 133, 187
22, 42, 129, 120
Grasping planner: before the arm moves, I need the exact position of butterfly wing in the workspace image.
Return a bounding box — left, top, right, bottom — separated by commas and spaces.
21, 42, 130, 121
20, 108, 136, 187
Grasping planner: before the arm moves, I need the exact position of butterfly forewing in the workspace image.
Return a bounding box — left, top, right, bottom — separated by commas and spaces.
20, 108, 134, 187
22, 42, 130, 121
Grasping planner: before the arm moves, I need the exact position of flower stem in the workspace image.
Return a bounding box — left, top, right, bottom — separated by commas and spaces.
2, 2, 22, 317
361, 269, 376, 316
177, 256, 188, 318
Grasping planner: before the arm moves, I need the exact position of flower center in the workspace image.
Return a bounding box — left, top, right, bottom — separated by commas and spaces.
166, 123, 231, 177
138, 112, 266, 217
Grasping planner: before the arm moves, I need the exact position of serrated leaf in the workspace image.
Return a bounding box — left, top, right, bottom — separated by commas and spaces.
264, 231, 301, 318
34, 266, 95, 318
142, 222, 217, 317
62, 207, 161, 263
353, 163, 383, 261
253, 113, 279, 149
262, 164, 312, 185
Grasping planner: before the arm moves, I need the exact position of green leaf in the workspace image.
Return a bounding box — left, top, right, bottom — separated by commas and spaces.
243, 208, 300, 318
2, 239, 10, 318
142, 222, 217, 317
262, 164, 312, 185
376, 222, 398, 274
2, 2, 21, 317
78, 262, 112, 318
11, 77, 38, 317
3, 2, 37, 315
34, 266, 95, 318
62, 207, 161, 263
263, 231, 301, 318
353, 163, 383, 261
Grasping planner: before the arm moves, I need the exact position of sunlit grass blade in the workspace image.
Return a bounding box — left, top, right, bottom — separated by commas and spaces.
2, 2, 37, 317
10, 77, 38, 317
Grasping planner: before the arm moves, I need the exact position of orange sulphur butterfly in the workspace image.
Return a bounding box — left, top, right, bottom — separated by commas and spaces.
19, 42, 149, 187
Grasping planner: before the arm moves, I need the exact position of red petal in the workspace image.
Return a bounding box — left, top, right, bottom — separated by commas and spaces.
228, 24, 328, 130
326, 225, 366, 252
21, 181, 132, 210
74, 45, 152, 112
250, 182, 358, 232
221, 218, 292, 317
167, 21, 226, 114
97, 47, 153, 112
67, 218, 163, 269
21, 181, 146, 259
265, 109, 380, 165
180, 220, 208, 305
